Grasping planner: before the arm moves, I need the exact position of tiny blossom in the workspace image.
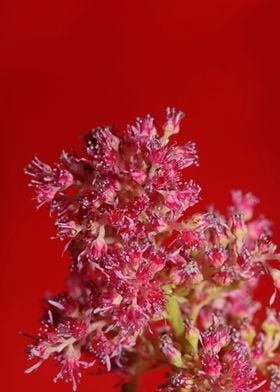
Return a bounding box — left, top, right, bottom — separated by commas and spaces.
24, 109, 280, 391
201, 318, 231, 353
53, 347, 95, 391
24, 156, 73, 207
230, 190, 259, 221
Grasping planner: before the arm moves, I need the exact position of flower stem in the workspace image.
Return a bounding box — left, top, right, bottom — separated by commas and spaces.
121, 377, 138, 392
165, 293, 185, 345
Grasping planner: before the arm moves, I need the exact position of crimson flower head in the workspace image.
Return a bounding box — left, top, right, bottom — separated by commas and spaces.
24, 109, 280, 391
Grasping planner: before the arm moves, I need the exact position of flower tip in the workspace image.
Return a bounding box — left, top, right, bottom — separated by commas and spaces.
25, 360, 43, 374
163, 107, 185, 141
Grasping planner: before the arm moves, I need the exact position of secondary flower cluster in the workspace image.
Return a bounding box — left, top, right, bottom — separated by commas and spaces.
25, 109, 280, 391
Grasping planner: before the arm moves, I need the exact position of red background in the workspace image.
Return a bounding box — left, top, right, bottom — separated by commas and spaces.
1, 1, 280, 391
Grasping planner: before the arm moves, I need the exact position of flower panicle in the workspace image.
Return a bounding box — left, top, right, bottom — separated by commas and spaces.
24, 109, 280, 391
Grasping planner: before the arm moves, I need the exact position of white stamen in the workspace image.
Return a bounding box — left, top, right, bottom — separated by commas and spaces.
48, 300, 65, 310
269, 289, 277, 307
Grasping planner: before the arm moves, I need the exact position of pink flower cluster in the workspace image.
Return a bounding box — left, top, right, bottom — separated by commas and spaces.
25, 109, 280, 391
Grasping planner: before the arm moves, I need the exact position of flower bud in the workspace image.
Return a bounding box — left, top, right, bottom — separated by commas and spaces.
184, 319, 200, 352
206, 245, 227, 268
160, 334, 184, 368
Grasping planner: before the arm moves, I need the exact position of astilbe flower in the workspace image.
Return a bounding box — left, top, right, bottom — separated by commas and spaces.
24, 108, 280, 391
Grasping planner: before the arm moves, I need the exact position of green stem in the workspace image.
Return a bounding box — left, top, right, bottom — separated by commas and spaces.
166, 294, 185, 343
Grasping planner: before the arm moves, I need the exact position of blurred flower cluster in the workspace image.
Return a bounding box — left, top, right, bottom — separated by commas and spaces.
25, 109, 280, 391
